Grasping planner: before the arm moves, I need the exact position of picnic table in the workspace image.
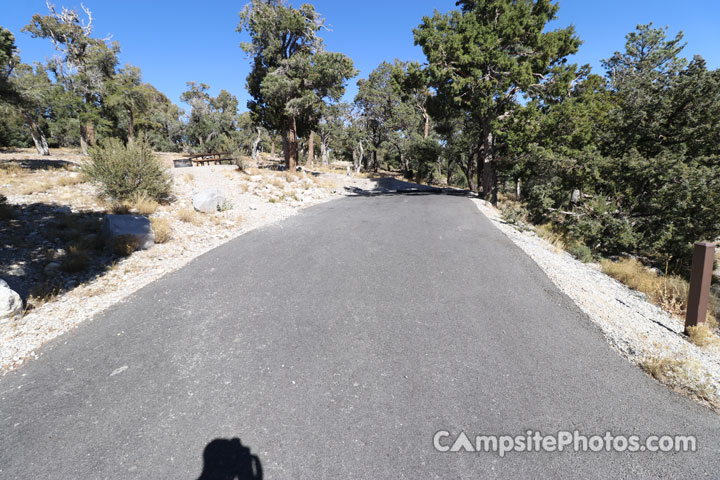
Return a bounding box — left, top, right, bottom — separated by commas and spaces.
173, 152, 234, 168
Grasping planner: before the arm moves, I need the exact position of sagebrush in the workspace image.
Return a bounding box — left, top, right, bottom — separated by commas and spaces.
82, 135, 172, 202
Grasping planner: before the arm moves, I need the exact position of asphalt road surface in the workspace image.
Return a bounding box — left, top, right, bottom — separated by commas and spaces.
2, 192, 719, 479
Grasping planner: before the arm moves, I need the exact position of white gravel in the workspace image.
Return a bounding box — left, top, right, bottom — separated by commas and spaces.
473, 198, 720, 410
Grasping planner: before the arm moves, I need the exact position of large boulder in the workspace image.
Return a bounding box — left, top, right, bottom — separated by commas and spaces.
193, 189, 230, 213
0, 279, 22, 322
101, 214, 155, 250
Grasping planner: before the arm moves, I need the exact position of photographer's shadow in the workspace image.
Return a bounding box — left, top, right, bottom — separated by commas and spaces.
197, 437, 263, 480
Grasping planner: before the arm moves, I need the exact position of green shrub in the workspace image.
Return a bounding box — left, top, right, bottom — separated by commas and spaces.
500, 203, 527, 225
82, 135, 172, 202
568, 243, 593, 263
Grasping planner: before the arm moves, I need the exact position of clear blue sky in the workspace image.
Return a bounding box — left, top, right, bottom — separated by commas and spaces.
3, 1, 720, 113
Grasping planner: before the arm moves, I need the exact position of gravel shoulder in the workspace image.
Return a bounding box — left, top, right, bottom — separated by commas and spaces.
473, 198, 720, 411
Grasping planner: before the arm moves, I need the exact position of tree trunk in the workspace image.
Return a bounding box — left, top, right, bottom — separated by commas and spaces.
423, 112, 430, 139
22, 112, 50, 156
126, 106, 135, 143
460, 152, 475, 191
251, 127, 262, 161
306, 131, 315, 166
270, 138, 276, 157
85, 122, 96, 146
285, 117, 298, 171
481, 123, 498, 205
372, 150, 378, 173
320, 137, 330, 165
515, 178, 521, 200
353, 140, 363, 173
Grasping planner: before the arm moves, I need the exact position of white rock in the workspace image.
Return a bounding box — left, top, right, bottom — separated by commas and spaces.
193, 189, 227, 213
0, 279, 23, 322
101, 214, 155, 250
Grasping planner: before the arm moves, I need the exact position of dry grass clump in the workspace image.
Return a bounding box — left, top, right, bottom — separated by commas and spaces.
0, 162, 23, 176
178, 208, 201, 226
60, 244, 90, 273
687, 317, 720, 348
25, 281, 61, 312
106, 193, 159, 216
150, 217, 172, 244
641, 355, 717, 405
535, 223, 568, 253
128, 193, 159, 215
313, 176, 338, 190
111, 235, 140, 257
267, 176, 285, 189
55, 175, 84, 187
182, 172, 195, 184
601, 258, 689, 317
282, 171, 301, 182
109, 203, 131, 215
17, 178, 54, 195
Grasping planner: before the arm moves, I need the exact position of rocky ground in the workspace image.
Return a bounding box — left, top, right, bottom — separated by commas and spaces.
0, 148, 378, 373
474, 198, 720, 411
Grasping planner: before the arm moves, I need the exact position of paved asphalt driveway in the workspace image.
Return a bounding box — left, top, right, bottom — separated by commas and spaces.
1, 192, 719, 479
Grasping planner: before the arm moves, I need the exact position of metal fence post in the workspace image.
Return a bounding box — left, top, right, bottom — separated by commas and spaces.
684, 242, 716, 333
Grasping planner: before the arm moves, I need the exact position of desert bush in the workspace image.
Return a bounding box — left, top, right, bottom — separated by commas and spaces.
82, 134, 172, 202
150, 217, 172, 244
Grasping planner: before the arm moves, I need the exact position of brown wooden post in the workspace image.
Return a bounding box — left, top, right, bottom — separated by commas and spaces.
684, 242, 716, 333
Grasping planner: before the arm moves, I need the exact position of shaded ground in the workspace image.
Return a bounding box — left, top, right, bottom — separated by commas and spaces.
0, 201, 112, 301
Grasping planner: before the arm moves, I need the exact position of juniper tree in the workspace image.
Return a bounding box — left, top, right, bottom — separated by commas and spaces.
237, 0, 356, 171
414, 0, 580, 203
24, 2, 119, 154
